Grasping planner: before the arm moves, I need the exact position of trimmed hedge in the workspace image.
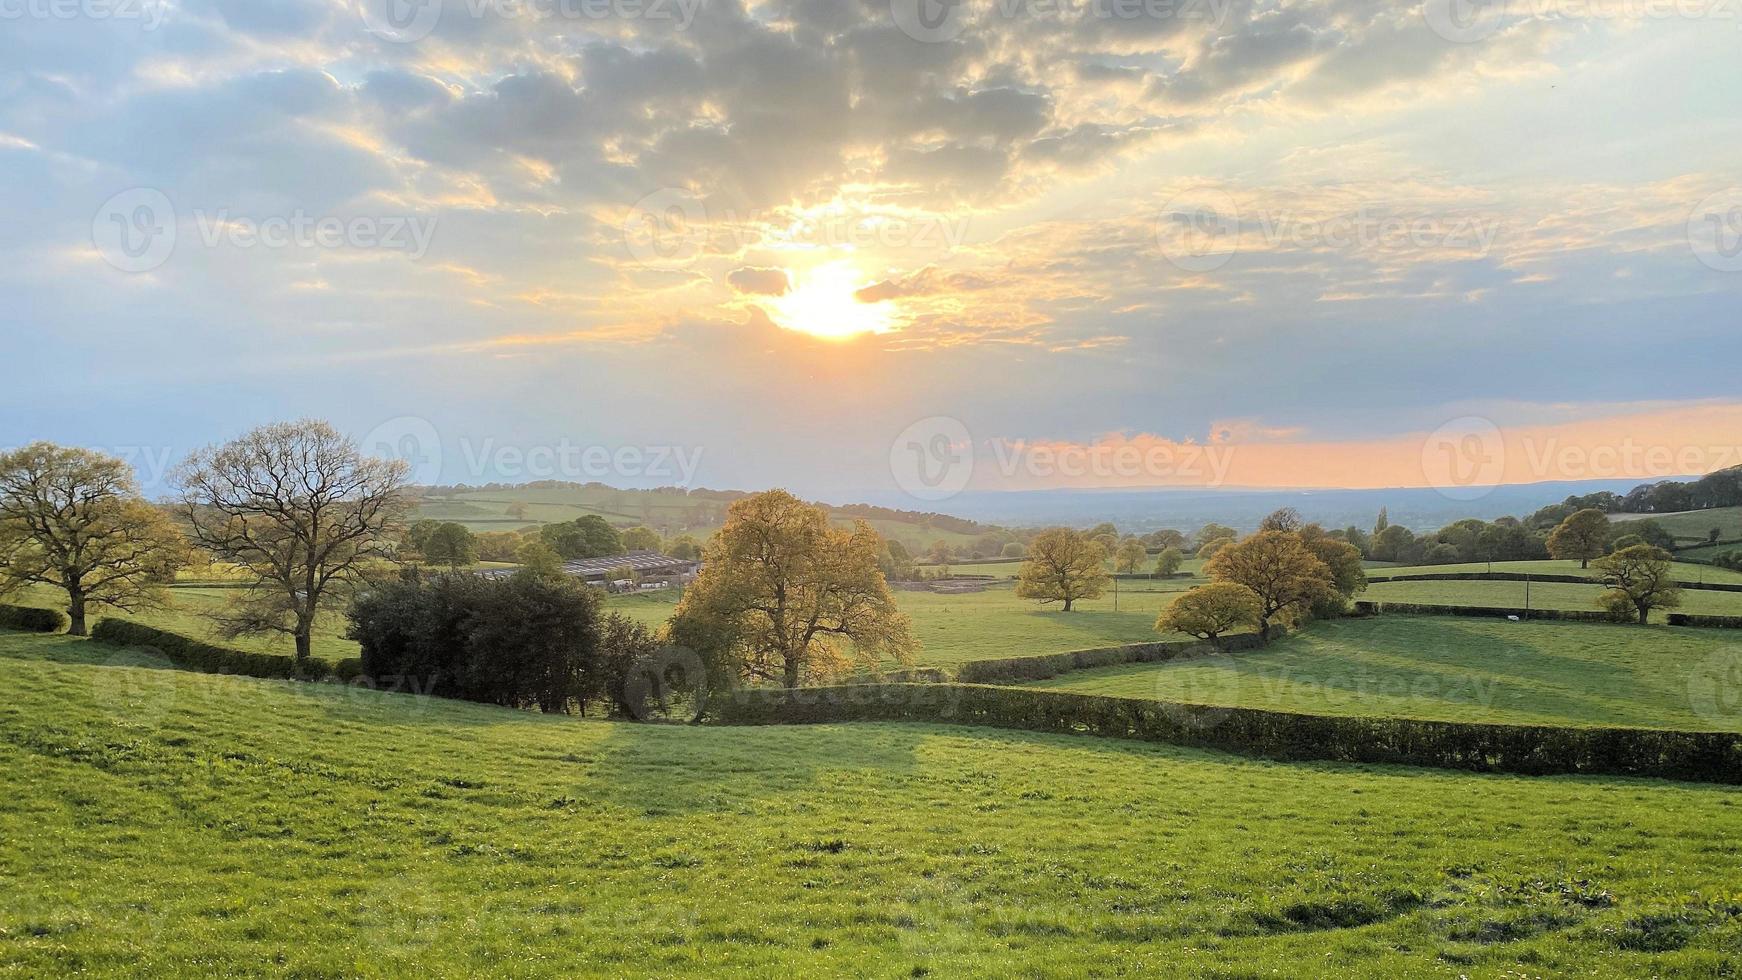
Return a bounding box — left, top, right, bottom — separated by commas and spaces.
710, 683, 1742, 784
1366, 571, 1742, 593
0, 604, 70, 634
1355, 601, 1622, 623
954, 631, 1274, 685
90, 619, 336, 680
1667, 613, 1742, 629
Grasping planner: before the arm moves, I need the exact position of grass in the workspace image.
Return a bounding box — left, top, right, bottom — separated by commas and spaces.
1364, 579, 1742, 621
606, 581, 1209, 668
4, 628, 1742, 976
1020, 616, 1742, 731
1374, 558, 1742, 584
1614, 505, 1742, 544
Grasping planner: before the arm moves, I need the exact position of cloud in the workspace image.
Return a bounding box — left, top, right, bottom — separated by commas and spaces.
726, 266, 791, 296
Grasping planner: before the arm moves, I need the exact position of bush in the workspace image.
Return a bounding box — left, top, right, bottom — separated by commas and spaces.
90, 619, 329, 680
1667, 613, 1742, 629
349, 572, 627, 714
710, 684, 1742, 784
0, 603, 69, 634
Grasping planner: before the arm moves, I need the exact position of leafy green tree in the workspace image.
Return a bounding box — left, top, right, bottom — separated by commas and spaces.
1592, 544, 1682, 625
620, 525, 662, 552
515, 539, 565, 579
1114, 538, 1147, 574
669, 491, 915, 688
1204, 531, 1336, 631
0, 443, 189, 635
1001, 542, 1025, 558
1153, 546, 1184, 578
540, 515, 623, 560
667, 534, 703, 561
422, 522, 477, 569
1370, 524, 1416, 563
1197, 535, 1236, 560
1546, 509, 1610, 569
1196, 524, 1236, 549
1016, 528, 1110, 612
1158, 582, 1260, 648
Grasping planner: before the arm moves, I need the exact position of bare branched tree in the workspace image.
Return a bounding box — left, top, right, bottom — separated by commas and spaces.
175, 420, 409, 665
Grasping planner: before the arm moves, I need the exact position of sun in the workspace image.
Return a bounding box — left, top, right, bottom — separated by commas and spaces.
769, 261, 895, 340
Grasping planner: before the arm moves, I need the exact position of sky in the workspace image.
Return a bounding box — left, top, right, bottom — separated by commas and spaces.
2, 0, 1740, 507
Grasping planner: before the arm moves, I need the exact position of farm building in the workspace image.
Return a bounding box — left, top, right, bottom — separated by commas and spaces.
561, 550, 700, 585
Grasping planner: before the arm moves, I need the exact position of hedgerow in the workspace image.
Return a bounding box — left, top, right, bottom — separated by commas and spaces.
1367, 571, 1742, 593
1354, 601, 1623, 623
953, 631, 1274, 685
90, 619, 333, 680
0, 604, 69, 634
1666, 613, 1742, 629
710, 684, 1742, 784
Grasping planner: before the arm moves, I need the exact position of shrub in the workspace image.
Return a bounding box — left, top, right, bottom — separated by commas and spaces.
90, 619, 327, 679
710, 684, 1742, 784
348, 572, 621, 714
954, 632, 1273, 685
0, 603, 69, 634
1667, 613, 1742, 629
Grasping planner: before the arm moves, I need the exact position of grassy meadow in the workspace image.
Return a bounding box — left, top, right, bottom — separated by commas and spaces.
1374, 558, 1742, 584
1364, 579, 1742, 621
1613, 506, 1742, 545
5, 628, 1742, 977
1020, 616, 1742, 731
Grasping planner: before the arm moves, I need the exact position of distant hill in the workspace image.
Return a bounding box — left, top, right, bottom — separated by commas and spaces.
410, 482, 998, 552
872, 478, 1668, 535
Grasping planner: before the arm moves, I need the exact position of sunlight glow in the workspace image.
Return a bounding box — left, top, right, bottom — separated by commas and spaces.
769, 261, 895, 340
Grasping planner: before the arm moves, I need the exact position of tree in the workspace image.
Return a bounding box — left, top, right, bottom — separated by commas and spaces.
0, 443, 188, 635
1153, 546, 1184, 578
475, 530, 524, 563
1372, 507, 1389, 537
1204, 530, 1336, 630
541, 515, 622, 559
620, 525, 662, 552
1197, 535, 1235, 561
668, 491, 916, 688
1196, 524, 1236, 549
176, 420, 409, 666
1015, 528, 1110, 612
1592, 544, 1682, 625
667, 534, 703, 561
1158, 582, 1261, 648
1301, 534, 1366, 599
1114, 538, 1147, 574
1258, 507, 1304, 533
1370, 524, 1416, 563
1546, 509, 1610, 569
515, 539, 565, 579
422, 522, 477, 569
1000, 542, 1025, 558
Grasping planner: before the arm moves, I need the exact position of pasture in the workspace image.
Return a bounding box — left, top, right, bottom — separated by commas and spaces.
1019, 616, 1742, 731
1373, 559, 1742, 584
1613, 505, 1742, 545
1363, 579, 1742, 621
4, 628, 1742, 977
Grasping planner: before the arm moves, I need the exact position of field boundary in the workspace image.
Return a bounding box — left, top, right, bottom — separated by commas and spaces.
1354, 601, 1621, 623
952, 631, 1277, 685
710, 683, 1742, 784
1367, 571, 1742, 593
90, 619, 363, 682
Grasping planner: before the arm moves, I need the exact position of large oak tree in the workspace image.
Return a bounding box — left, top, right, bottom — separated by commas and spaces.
1015, 528, 1111, 612
0, 443, 188, 635
669, 490, 916, 688
175, 420, 409, 666
1203, 530, 1337, 631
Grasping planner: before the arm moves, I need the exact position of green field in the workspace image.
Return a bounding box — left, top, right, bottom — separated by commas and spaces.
413, 486, 988, 553
1365, 579, 1742, 621
1021, 616, 1742, 731
5, 628, 1742, 976
1614, 506, 1742, 545
607, 581, 1209, 668
1375, 559, 1742, 584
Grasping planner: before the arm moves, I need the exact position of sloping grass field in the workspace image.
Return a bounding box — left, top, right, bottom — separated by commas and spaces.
1614, 506, 1742, 545
1364, 580, 1742, 621
1374, 559, 1742, 584
1019, 616, 1742, 731
5, 629, 1742, 977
